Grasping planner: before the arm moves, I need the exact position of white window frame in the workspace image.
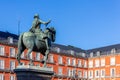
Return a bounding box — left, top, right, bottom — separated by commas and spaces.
83, 70, 87, 78
10, 47, 15, 57
111, 48, 116, 54
0, 46, 4, 56
78, 60, 82, 67
67, 58, 71, 65
95, 70, 99, 78
36, 52, 40, 61
110, 68, 115, 77
101, 58, 105, 67
10, 75, 15, 80
0, 60, 4, 69
49, 54, 54, 63
0, 74, 4, 80
67, 69, 71, 76
78, 70, 82, 78
110, 57, 115, 65
90, 52, 93, 57
56, 47, 60, 53
101, 69, 105, 78
58, 67, 62, 75
30, 52, 33, 59
72, 69, 76, 77
95, 59, 99, 67
84, 60, 87, 68
89, 60, 93, 68
89, 70, 93, 78
72, 58, 76, 66
58, 56, 62, 64
10, 61, 15, 70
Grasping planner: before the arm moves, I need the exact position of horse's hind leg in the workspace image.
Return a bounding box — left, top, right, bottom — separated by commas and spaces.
16, 48, 25, 65
26, 48, 33, 65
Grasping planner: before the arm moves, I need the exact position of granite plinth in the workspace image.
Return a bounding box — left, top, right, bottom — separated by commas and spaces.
14, 65, 54, 80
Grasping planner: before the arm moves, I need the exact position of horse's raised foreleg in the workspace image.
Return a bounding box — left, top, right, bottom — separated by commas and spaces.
26, 49, 34, 66
43, 49, 49, 67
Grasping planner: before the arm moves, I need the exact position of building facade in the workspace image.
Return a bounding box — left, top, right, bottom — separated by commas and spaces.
0, 31, 120, 80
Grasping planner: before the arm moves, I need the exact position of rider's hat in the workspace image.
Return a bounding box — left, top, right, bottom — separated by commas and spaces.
34, 14, 39, 18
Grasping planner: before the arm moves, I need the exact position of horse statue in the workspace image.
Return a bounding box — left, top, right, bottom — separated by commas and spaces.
16, 27, 56, 67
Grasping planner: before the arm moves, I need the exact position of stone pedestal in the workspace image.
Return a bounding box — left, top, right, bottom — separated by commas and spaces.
14, 65, 54, 80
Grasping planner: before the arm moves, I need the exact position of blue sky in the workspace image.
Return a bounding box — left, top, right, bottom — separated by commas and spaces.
0, 0, 120, 50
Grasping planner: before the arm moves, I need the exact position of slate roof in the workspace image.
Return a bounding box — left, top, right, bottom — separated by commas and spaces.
51, 43, 85, 53
0, 31, 18, 39
0, 31, 120, 57
87, 44, 120, 53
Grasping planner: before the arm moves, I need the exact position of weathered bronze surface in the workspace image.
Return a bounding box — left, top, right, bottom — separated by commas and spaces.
16, 14, 56, 67
29, 14, 51, 33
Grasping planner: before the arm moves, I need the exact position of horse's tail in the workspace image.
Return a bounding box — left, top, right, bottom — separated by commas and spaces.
18, 33, 24, 49
16, 33, 25, 63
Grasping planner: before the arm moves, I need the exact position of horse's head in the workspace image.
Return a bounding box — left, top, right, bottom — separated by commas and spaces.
45, 27, 56, 42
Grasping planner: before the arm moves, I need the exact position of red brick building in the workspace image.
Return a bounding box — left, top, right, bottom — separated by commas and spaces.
0, 31, 120, 80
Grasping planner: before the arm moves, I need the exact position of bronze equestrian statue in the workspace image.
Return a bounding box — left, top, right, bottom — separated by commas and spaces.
16, 14, 56, 67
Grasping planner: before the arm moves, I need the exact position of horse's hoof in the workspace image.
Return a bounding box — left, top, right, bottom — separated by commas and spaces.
41, 60, 45, 64
42, 65, 47, 68
19, 63, 23, 65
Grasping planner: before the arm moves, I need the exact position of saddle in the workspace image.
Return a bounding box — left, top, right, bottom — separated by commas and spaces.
34, 29, 47, 41
24, 29, 47, 41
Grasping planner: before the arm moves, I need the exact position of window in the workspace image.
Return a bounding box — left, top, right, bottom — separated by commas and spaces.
21, 52, 24, 58
72, 69, 76, 77
10, 75, 15, 80
36, 52, 40, 61
101, 69, 105, 77
83, 71, 87, 78
0, 60, 4, 69
95, 70, 99, 78
111, 48, 116, 54
89, 60, 93, 68
10, 47, 15, 57
111, 68, 115, 77
49, 55, 54, 63
10, 61, 15, 70
58, 56, 62, 64
95, 60, 99, 67
84, 60, 87, 67
67, 69, 71, 76
30, 52, 32, 59
110, 57, 115, 65
58, 67, 62, 75
8, 37, 13, 44
56, 47, 60, 53
67, 58, 71, 65
78, 71, 82, 78
90, 52, 93, 57
101, 58, 105, 66
89, 70, 93, 78
0, 74, 4, 80
0, 46, 4, 56
82, 53, 85, 57
96, 51, 100, 56
78, 60, 82, 67
72, 59, 76, 66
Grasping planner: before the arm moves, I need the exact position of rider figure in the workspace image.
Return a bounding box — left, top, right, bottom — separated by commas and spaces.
29, 14, 51, 33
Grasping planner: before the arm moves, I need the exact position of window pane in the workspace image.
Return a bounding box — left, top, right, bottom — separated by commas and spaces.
0, 60, 4, 69
0, 46, 4, 55
10, 48, 15, 57
10, 61, 15, 70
